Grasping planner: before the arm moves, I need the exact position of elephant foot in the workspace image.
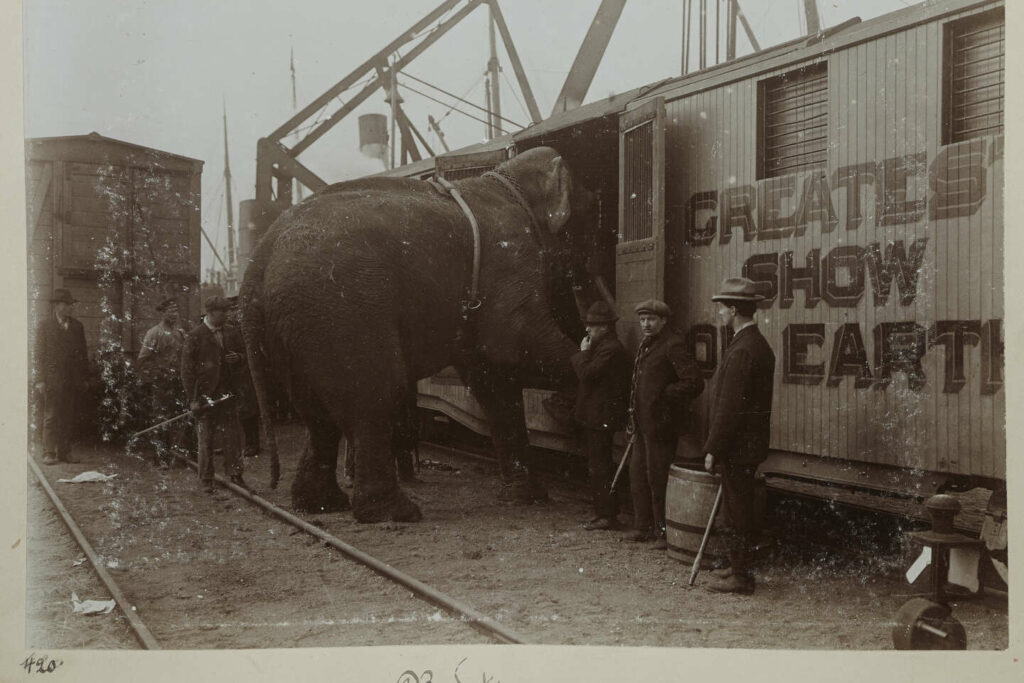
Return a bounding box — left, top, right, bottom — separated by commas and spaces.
291, 477, 351, 514
352, 487, 423, 523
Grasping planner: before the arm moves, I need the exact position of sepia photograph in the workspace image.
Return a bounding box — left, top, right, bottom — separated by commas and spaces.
9, 0, 1020, 678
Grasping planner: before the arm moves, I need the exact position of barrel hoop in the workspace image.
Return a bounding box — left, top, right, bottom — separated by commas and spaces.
667, 542, 721, 559
666, 518, 711, 535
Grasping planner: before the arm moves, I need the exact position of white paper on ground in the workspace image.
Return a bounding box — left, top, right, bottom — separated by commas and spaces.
905, 546, 931, 583
57, 471, 118, 484
71, 592, 116, 615
948, 546, 980, 593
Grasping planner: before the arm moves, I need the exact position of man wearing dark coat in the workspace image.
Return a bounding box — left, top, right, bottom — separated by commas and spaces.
570, 301, 630, 531
225, 296, 260, 458
703, 277, 776, 595
181, 296, 249, 493
34, 289, 89, 464
625, 299, 704, 549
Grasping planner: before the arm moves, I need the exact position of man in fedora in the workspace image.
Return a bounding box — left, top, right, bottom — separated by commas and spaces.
703, 277, 776, 595
181, 296, 249, 493
34, 288, 89, 465
571, 301, 630, 531
137, 298, 187, 469
626, 299, 704, 549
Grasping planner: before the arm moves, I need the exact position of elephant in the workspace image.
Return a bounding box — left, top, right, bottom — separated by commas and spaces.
240, 146, 587, 522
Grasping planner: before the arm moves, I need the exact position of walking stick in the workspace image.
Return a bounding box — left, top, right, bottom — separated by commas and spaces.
608, 432, 637, 494
129, 394, 232, 441
688, 482, 724, 586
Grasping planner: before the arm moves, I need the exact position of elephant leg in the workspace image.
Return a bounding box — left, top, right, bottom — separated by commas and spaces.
291, 419, 351, 513
393, 396, 419, 483
464, 366, 547, 502
350, 420, 422, 523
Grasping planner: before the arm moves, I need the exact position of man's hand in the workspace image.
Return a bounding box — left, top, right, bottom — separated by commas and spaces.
225, 351, 241, 364
579, 335, 591, 352
704, 453, 715, 473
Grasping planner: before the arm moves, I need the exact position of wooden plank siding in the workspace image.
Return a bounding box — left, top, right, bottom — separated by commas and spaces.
26, 135, 203, 358
647, 2, 1004, 481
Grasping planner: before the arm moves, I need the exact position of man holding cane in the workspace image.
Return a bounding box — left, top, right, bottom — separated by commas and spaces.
182, 296, 249, 493
703, 278, 776, 594
625, 299, 704, 550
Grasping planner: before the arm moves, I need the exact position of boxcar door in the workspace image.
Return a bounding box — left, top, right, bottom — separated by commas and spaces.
616, 97, 666, 351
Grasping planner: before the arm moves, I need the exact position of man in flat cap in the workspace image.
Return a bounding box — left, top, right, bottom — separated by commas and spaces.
137, 298, 187, 469
181, 296, 249, 493
625, 299, 704, 549
34, 289, 89, 464
571, 301, 630, 531
703, 277, 776, 595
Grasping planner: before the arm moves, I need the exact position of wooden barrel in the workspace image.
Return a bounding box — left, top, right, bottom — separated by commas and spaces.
665, 464, 726, 567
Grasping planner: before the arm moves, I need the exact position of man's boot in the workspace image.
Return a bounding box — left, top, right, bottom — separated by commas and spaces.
704, 573, 754, 594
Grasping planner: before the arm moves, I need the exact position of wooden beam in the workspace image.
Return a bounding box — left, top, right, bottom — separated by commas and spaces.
734, 0, 760, 51
488, 0, 543, 123
551, 0, 626, 114
291, 0, 485, 157
268, 0, 464, 143
29, 164, 52, 241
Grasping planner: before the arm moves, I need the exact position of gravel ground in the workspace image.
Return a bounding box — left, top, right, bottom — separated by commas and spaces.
25, 423, 1008, 650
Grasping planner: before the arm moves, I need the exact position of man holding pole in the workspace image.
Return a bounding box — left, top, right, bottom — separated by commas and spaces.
625, 299, 704, 549
181, 296, 249, 493
703, 277, 776, 595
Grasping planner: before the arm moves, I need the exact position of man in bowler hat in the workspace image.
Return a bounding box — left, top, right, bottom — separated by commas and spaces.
571, 301, 630, 531
626, 299, 704, 549
703, 277, 776, 594
137, 298, 187, 468
34, 289, 89, 464
181, 296, 249, 493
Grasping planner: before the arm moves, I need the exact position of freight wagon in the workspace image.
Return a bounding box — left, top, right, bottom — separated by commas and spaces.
378, 0, 1006, 530
25, 133, 204, 436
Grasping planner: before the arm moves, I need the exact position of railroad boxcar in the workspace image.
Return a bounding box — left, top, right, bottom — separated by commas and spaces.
387, 0, 1005, 517
25, 133, 204, 437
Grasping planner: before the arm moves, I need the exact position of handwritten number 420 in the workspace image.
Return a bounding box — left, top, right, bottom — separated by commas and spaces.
21, 654, 63, 674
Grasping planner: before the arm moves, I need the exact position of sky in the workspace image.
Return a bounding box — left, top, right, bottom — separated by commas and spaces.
23, 0, 915, 276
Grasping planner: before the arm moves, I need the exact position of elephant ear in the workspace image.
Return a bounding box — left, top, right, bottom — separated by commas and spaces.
541, 156, 572, 236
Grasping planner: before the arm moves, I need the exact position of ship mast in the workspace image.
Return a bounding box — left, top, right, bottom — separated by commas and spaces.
222, 98, 237, 295
291, 48, 304, 202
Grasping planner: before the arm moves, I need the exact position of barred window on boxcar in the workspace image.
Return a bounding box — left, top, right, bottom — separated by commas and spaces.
622, 120, 654, 241
945, 8, 1004, 144
758, 62, 828, 180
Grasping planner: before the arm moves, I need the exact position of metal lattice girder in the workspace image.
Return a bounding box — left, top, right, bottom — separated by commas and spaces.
551, 0, 627, 115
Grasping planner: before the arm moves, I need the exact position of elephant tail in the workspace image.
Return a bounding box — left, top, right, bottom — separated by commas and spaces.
239, 238, 281, 490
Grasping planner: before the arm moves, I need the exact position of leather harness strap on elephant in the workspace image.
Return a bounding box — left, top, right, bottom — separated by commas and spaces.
430, 176, 484, 359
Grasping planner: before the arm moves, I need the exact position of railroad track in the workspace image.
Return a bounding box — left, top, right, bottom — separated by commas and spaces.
29, 452, 526, 648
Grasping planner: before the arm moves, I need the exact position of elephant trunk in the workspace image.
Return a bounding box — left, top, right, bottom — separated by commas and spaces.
238, 240, 281, 489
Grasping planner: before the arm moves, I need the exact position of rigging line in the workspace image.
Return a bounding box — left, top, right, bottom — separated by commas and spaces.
399, 82, 515, 131
402, 71, 524, 128
501, 70, 528, 121
439, 72, 486, 122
